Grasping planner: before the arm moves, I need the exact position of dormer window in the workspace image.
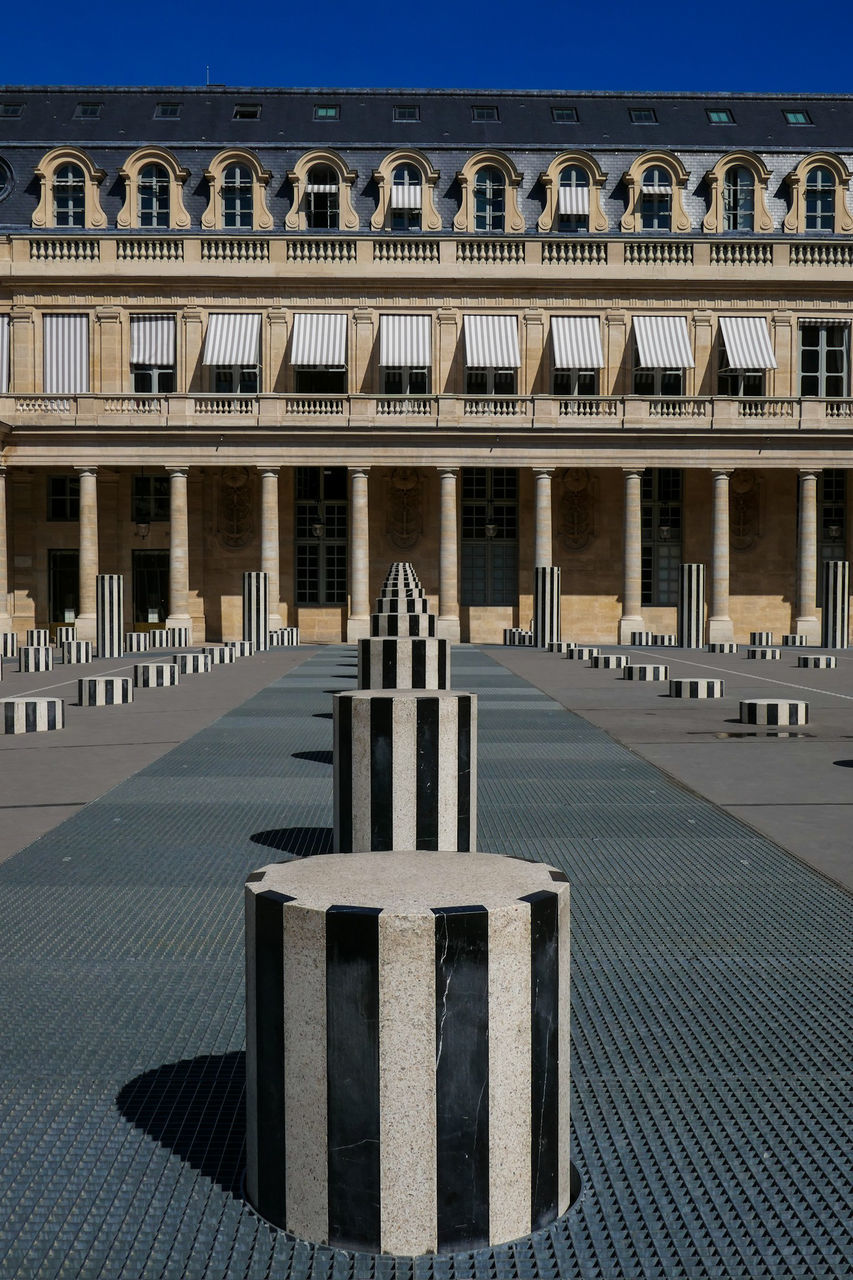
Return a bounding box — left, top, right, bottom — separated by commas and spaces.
784, 109, 812, 125
393, 105, 419, 122
805, 166, 835, 231
640, 166, 671, 230
558, 165, 590, 232
552, 107, 578, 123
314, 104, 340, 121
306, 164, 339, 229
222, 163, 253, 228
138, 163, 170, 228
391, 164, 422, 231
472, 106, 499, 122
74, 102, 102, 120
723, 166, 755, 232
154, 103, 181, 120
53, 164, 85, 228
233, 103, 261, 120
474, 166, 505, 232
630, 108, 657, 124
707, 108, 735, 124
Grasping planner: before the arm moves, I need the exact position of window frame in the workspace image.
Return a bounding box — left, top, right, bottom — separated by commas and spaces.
137, 162, 171, 229
211, 364, 260, 395
33, 147, 107, 230
460, 467, 519, 607
799, 322, 850, 398
117, 147, 191, 230
313, 104, 340, 121
473, 164, 506, 233
706, 108, 735, 124
629, 108, 658, 124
633, 341, 684, 397
465, 367, 517, 396
132, 475, 170, 523
73, 102, 102, 120
53, 163, 86, 228
393, 105, 420, 122
132, 364, 176, 394
641, 468, 683, 607
472, 105, 499, 122
202, 149, 273, 231
553, 368, 598, 396
47, 475, 80, 522
154, 102, 182, 120
286, 150, 359, 232
295, 466, 348, 606
381, 366, 430, 395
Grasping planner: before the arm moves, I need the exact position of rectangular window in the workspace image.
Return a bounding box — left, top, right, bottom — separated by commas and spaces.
633, 347, 683, 397
233, 103, 261, 119
47, 476, 80, 522
393, 105, 419, 122
314, 104, 340, 120
295, 466, 348, 605
212, 365, 259, 394
706, 108, 734, 124
133, 365, 175, 393
294, 367, 347, 394
472, 105, 499, 121
629, 108, 657, 123
74, 102, 102, 120
641, 469, 682, 606
132, 549, 169, 626
552, 107, 578, 123
553, 369, 598, 396
465, 368, 517, 395
48, 549, 79, 624
154, 102, 181, 119
1, 103, 23, 118
799, 324, 849, 397
783, 109, 812, 125
382, 367, 429, 395
717, 351, 764, 398
461, 468, 518, 606
132, 475, 170, 523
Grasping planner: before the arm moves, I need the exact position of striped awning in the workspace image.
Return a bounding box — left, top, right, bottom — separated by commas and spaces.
130, 315, 176, 366
719, 316, 777, 370
202, 313, 261, 366
391, 184, 422, 209
291, 313, 348, 366
0, 315, 8, 394
634, 315, 694, 369
558, 186, 590, 215
463, 314, 521, 368
43, 314, 89, 393
380, 315, 431, 366
306, 183, 338, 194
551, 316, 604, 369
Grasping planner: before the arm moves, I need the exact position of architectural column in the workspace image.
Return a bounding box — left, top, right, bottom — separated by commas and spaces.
618, 467, 645, 643
533, 468, 554, 568
165, 467, 192, 637
75, 466, 99, 642
795, 469, 821, 643
708, 469, 734, 643
438, 466, 461, 642
0, 467, 12, 631
347, 466, 371, 642
259, 467, 283, 631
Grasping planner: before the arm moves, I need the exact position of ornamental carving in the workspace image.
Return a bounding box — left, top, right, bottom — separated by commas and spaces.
386, 468, 423, 549
217, 467, 254, 548
731, 469, 761, 550
558, 468, 596, 551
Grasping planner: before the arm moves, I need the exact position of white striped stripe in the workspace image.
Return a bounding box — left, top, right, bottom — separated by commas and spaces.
130, 315, 176, 366
719, 316, 777, 370
291, 313, 348, 366
305, 183, 338, 193
202, 313, 261, 366
43, 314, 89, 393
0, 315, 8, 393
634, 315, 694, 369
558, 186, 589, 215
390, 184, 422, 209
551, 316, 604, 369
379, 315, 431, 366
463, 314, 521, 368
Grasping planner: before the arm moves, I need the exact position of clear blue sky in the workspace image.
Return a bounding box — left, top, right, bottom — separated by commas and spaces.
0, 0, 846, 93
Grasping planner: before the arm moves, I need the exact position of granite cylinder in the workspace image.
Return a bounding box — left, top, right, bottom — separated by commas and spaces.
96, 574, 124, 658
174, 653, 212, 674
371, 613, 436, 638
269, 626, 299, 646
740, 698, 809, 726
243, 572, 270, 652
358, 637, 449, 690
244, 851, 570, 1256
125, 632, 150, 652
26, 628, 50, 647
677, 563, 706, 649
134, 662, 180, 688
532, 566, 561, 649
1, 697, 65, 734
62, 641, 93, 664
622, 664, 669, 681
78, 676, 133, 706
1, 633, 18, 658
19, 646, 53, 672
821, 560, 849, 649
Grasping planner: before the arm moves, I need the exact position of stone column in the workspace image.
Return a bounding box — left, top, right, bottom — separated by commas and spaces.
438, 467, 461, 642
75, 466, 98, 642
795, 469, 820, 643
165, 467, 192, 639
346, 466, 371, 642
259, 467, 283, 630
618, 468, 645, 643
533, 468, 554, 568
0, 467, 12, 631
708, 469, 734, 643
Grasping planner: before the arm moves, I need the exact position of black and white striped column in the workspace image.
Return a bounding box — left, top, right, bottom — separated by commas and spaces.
749, 631, 773, 646
822, 560, 849, 649
333, 690, 476, 852
243, 572, 270, 653
532, 567, 561, 649
245, 851, 570, 1255
134, 662, 180, 688
19, 646, 53, 672
630, 631, 655, 645
229, 639, 256, 658
564, 646, 599, 660
167, 625, 192, 648
358, 637, 449, 690
740, 698, 809, 726
174, 653, 212, 675
1, 697, 65, 733
622, 664, 669, 681
125, 632, 150, 653
706, 642, 737, 654
590, 653, 629, 669
781, 634, 808, 647
677, 563, 706, 649
371, 613, 436, 638
652, 634, 678, 646
26, 628, 50, 647
146, 629, 170, 649
798, 654, 836, 669
61, 641, 93, 664
669, 678, 725, 699
95, 574, 124, 658
374, 596, 430, 615
204, 644, 234, 664
746, 647, 781, 660
78, 677, 133, 706
1, 633, 17, 658
55, 625, 76, 645
269, 626, 299, 646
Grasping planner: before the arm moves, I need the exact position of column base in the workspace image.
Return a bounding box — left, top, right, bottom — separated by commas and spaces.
795, 616, 821, 645
75, 613, 96, 643
436, 616, 461, 643
346, 615, 371, 642
165, 614, 193, 643
707, 616, 735, 644
618, 615, 645, 644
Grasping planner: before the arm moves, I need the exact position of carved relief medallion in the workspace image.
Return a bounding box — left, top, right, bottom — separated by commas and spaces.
217, 467, 254, 548
731, 469, 760, 551
386, 468, 423, 549
558, 468, 596, 551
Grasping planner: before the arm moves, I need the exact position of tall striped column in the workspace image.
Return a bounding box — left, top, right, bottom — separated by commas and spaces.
358, 637, 448, 690
245, 851, 570, 1255
333, 690, 476, 853
822, 560, 849, 648
95, 574, 124, 658
532, 566, 561, 648
677, 563, 706, 648
243, 572, 270, 652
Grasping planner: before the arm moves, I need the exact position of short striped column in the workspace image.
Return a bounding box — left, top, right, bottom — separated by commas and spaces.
61, 641, 93, 665
25, 628, 50, 647
677, 563, 706, 649
243, 572, 270, 653
1, 633, 18, 658
78, 677, 133, 707
146, 629, 170, 649
167, 625, 192, 648
269, 626, 299, 646
245, 851, 570, 1255
746, 647, 781, 661
548, 641, 575, 654
229, 640, 256, 658
740, 699, 809, 726
55, 625, 76, 645
96, 574, 124, 658
372, 613, 436, 638
374, 596, 430, 615
358, 637, 449, 690
564, 646, 600, 660
798, 654, 836, 669
1, 697, 65, 734
204, 645, 234, 664
124, 632, 150, 653
19, 646, 53, 672
174, 653, 212, 675
669, 678, 725, 698
822, 560, 849, 649
590, 653, 629, 669
532, 566, 561, 649
504, 628, 534, 646
781, 634, 808, 647
750, 631, 773, 646
706, 642, 737, 654
652, 634, 678, 647
622, 664, 669, 681
134, 662, 180, 688
334, 690, 476, 853
630, 631, 655, 645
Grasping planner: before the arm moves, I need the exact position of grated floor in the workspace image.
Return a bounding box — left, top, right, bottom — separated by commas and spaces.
0, 647, 850, 1278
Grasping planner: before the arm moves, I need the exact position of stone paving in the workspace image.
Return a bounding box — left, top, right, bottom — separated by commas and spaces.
0, 645, 851, 1278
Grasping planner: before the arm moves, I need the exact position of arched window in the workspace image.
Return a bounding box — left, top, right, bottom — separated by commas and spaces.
640, 166, 671, 231
391, 163, 422, 231
805, 166, 835, 232
53, 163, 85, 228
723, 166, 755, 232
306, 164, 339, 230
474, 166, 505, 232
222, 163, 253, 228
138, 163, 170, 228
558, 165, 590, 232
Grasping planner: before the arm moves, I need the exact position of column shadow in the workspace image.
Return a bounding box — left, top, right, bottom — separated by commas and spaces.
249, 826, 335, 856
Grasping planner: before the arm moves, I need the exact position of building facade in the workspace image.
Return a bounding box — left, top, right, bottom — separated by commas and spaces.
1, 86, 852, 644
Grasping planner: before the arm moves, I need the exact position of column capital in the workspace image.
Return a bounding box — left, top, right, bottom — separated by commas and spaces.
167, 466, 189, 478
438, 465, 459, 478
711, 467, 734, 477
348, 465, 371, 477
74, 465, 98, 476
532, 466, 555, 478
622, 466, 645, 478
799, 467, 821, 478
258, 465, 280, 477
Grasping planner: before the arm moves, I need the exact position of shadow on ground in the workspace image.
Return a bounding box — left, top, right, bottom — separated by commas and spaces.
292, 750, 334, 766
116, 1052, 246, 1199
249, 826, 334, 856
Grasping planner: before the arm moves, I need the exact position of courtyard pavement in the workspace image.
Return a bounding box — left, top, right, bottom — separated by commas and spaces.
0, 642, 851, 1278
